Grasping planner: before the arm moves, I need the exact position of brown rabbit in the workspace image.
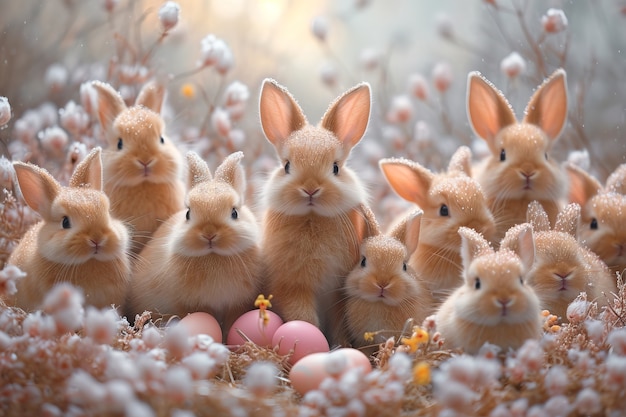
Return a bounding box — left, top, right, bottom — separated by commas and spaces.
501, 201, 616, 321
126, 151, 261, 334
436, 225, 542, 354
5, 147, 131, 311
467, 69, 569, 242
258, 79, 376, 338
379, 146, 496, 303
344, 209, 433, 353
567, 162, 626, 276
92, 80, 186, 254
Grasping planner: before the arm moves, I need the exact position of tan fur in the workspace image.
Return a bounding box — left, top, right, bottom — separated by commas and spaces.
92, 80, 185, 254
467, 70, 569, 243
258, 79, 376, 340
127, 152, 261, 335
5, 148, 131, 311
379, 146, 496, 303
436, 225, 542, 354
567, 163, 626, 276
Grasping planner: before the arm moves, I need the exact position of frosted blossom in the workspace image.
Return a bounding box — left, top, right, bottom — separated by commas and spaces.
489, 404, 510, 417
142, 325, 163, 348
199, 34, 231, 69
0, 96, 10, 126
408, 73, 429, 101
574, 387, 601, 414
182, 351, 218, 379
14, 110, 43, 141
125, 400, 156, 417
211, 107, 231, 137
567, 149, 590, 171
320, 62, 338, 87
387, 95, 413, 124
66, 370, 107, 405
159, 1, 180, 31
311, 16, 329, 41
42, 283, 85, 333
544, 365, 568, 396
543, 395, 572, 416
228, 129, 246, 149
243, 361, 279, 396
59, 101, 90, 135
566, 298, 590, 323
223, 81, 249, 120
84, 307, 119, 344
432, 62, 453, 93
38, 102, 59, 127
414, 120, 432, 145
39, 126, 69, 159
325, 350, 349, 376
79, 82, 98, 117
0, 265, 26, 297
516, 339, 544, 372
118, 64, 150, 85
435, 13, 454, 39
45, 64, 69, 93
22, 311, 57, 339
104, 380, 135, 412
541, 8, 568, 33
500, 52, 526, 78
604, 355, 626, 386
165, 365, 193, 402
434, 379, 478, 411
66, 142, 88, 166
216, 47, 234, 74
584, 319, 605, 345
608, 327, 626, 355
359, 48, 380, 70
103, 0, 118, 13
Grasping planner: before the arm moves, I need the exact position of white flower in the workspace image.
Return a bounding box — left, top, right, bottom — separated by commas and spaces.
45, 64, 69, 93
0, 265, 26, 297
320, 61, 338, 87
243, 362, 279, 396
500, 52, 526, 78
59, 101, 90, 134
84, 307, 120, 345
199, 34, 231, 69
159, 1, 180, 31
211, 107, 231, 137
359, 48, 380, 71
38, 126, 69, 159
387, 95, 413, 124
566, 298, 590, 323
223, 81, 249, 120
165, 365, 193, 402
42, 283, 84, 333
408, 73, 429, 101
544, 365, 568, 396
311, 16, 329, 41
608, 327, 626, 355
541, 8, 568, 33
574, 388, 602, 415
432, 62, 453, 93
0, 96, 11, 126
516, 339, 544, 372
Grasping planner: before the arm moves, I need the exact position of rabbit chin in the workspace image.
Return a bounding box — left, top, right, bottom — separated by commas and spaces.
174, 244, 243, 258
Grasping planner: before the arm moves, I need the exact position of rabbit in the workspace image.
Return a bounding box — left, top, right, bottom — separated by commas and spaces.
435, 225, 542, 354
126, 151, 261, 335
258, 78, 377, 339
467, 69, 569, 243
4, 147, 131, 311
344, 209, 433, 353
501, 201, 616, 322
379, 145, 496, 303
92, 80, 186, 255
566, 162, 626, 276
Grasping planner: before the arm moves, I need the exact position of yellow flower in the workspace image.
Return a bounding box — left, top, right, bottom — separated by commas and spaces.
254, 294, 273, 326
413, 361, 431, 385
180, 83, 196, 99
401, 327, 429, 352
363, 332, 375, 343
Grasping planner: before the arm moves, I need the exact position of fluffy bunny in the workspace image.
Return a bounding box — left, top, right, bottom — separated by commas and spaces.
436, 225, 542, 354
92, 80, 185, 254
379, 146, 496, 303
126, 151, 261, 334
567, 162, 626, 276
5, 147, 131, 311
258, 79, 377, 338
501, 201, 616, 322
467, 69, 569, 243
344, 209, 433, 352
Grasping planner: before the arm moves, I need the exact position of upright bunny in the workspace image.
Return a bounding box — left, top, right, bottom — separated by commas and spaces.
92, 80, 186, 254
501, 201, 616, 321
5, 147, 131, 311
567, 162, 626, 276
344, 209, 433, 353
379, 146, 496, 302
467, 69, 569, 242
435, 225, 542, 354
126, 151, 261, 334
258, 79, 376, 338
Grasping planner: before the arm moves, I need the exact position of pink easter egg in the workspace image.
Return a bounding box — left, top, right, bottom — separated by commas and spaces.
272, 320, 330, 365
177, 312, 223, 342
226, 309, 284, 347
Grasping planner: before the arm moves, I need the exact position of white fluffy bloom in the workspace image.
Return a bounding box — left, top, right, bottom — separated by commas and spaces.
0, 96, 11, 126
199, 34, 231, 69
223, 81, 249, 120
211, 107, 231, 137
159, 1, 180, 31
0, 265, 26, 297
45, 64, 69, 93
320, 61, 338, 87
541, 8, 568, 33
408, 73, 429, 101
608, 327, 626, 356
566, 298, 590, 323
432, 62, 453, 93
38, 126, 69, 159
516, 339, 544, 372
544, 365, 569, 396
42, 283, 85, 333
142, 325, 163, 349
59, 101, 90, 135
388, 352, 412, 380
500, 52, 526, 79
387, 95, 413, 124
182, 351, 218, 380
574, 388, 602, 415
165, 366, 193, 402
311, 15, 329, 41
359, 48, 380, 71
243, 361, 279, 396
84, 307, 120, 344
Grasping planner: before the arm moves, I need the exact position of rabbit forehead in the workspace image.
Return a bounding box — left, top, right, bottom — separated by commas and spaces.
52, 188, 109, 219
468, 250, 522, 281
283, 125, 343, 163
430, 176, 487, 209
188, 181, 238, 209
498, 123, 550, 152
363, 235, 406, 264
534, 231, 581, 263
114, 106, 164, 139
590, 193, 626, 221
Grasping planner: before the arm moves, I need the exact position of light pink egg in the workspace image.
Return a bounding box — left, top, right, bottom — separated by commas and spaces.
272, 320, 330, 365
177, 312, 222, 342
226, 309, 284, 347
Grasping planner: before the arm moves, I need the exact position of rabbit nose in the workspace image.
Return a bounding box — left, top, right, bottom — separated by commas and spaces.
302, 188, 320, 197
497, 298, 512, 307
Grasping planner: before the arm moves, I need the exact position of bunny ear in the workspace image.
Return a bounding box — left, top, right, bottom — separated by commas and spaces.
259, 79, 307, 151
523, 68, 568, 141
526, 200, 550, 232
92, 81, 126, 132
466, 71, 516, 147
349, 203, 380, 265
448, 145, 472, 176
514, 223, 535, 272
459, 226, 492, 270
554, 203, 580, 237
565, 162, 602, 206
12, 162, 61, 219
186, 151, 212, 188
135, 80, 165, 113
215, 151, 246, 197
379, 158, 433, 206
605, 163, 626, 194
320, 82, 371, 154
389, 209, 423, 257
69, 147, 103, 190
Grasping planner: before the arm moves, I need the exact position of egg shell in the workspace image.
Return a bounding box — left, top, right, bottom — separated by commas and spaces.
226, 309, 284, 347
272, 320, 330, 365
177, 312, 223, 342
289, 348, 373, 395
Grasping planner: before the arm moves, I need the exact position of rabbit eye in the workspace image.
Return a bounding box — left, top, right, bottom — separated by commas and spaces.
160, 136, 165, 144
590, 218, 598, 230
474, 277, 481, 290
333, 162, 339, 176
62, 216, 71, 229
499, 149, 506, 161
284, 160, 290, 174
231, 208, 238, 220
403, 262, 407, 272
545, 153, 548, 160
519, 276, 524, 285
439, 204, 449, 216
117, 138, 123, 150
360, 256, 366, 268
185, 209, 190, 221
